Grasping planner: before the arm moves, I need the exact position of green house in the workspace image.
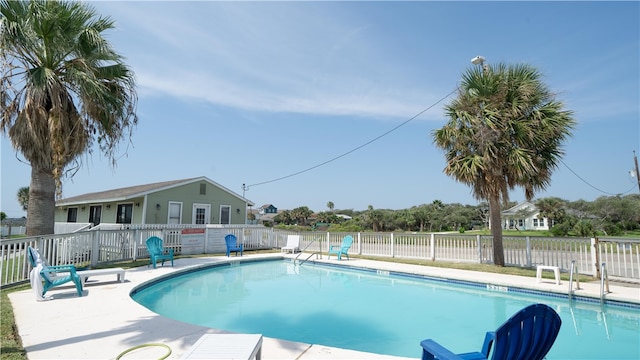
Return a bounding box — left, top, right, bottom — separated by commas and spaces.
55, 177, 253, 225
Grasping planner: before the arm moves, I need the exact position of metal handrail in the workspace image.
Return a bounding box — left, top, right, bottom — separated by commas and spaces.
294, 236, 323, 266
600, 262, 610, 304
568, 259, 580, 301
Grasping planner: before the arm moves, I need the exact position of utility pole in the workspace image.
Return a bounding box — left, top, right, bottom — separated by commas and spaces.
634, 151, 640, 192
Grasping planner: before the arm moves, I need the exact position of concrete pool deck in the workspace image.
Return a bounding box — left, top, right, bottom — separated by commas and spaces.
9, 254, 640, 359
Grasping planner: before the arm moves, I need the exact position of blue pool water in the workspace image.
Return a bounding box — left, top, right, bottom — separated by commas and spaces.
132, 260, 640, 359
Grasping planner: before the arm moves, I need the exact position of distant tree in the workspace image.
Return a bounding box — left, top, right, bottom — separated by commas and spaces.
0, 211, 6, 221
1, 0, 137, 235
316, 211, 339, 224
573, 219, 595, 237
291, 206, 312, 225
17, 186, 29, 211
365, 205, 382, 231
274, 210, 293, 225
536, 197, 567, 228
410, 205, 429, 232
434, 62, 575, 266
327, 201, 334, 212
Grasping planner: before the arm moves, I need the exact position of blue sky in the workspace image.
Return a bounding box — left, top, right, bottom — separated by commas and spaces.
1, 1, 639, 217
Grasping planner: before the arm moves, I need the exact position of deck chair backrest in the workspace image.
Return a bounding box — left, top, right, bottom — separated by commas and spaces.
225, 234, 238, 247
28, 247, 62, 282
341, 235, 353, 250
146, 236, 164, 255
27, 246, 39, 268
286, 235, 300, 247
491, 303, 562, 360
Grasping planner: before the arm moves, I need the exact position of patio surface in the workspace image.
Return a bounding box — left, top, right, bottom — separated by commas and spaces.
9, 254, 640, 359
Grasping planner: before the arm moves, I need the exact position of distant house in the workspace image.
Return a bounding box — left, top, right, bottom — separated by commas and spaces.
259, 204, 277, 215
500, 201, 549, 231
55, 177, 253, 226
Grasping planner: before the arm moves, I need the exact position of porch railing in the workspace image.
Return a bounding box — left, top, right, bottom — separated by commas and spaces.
2, 225, 638, 287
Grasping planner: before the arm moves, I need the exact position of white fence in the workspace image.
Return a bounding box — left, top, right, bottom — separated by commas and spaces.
1, 225, 26, 237
1, 224, 639, 287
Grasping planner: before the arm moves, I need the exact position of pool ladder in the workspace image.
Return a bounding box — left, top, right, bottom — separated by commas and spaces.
294, 236, 323, 267
568, 260, 581, 301
600, 262, 610, 305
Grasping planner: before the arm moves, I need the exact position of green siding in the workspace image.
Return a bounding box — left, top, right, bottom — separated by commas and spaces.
54, 179, 247, 225
145, 181, 246, 224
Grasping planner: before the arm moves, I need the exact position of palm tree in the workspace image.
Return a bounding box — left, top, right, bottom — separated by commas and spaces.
327, 201, 334, 212
291, 206, 312, 226
433, 62, 575, 266
17, 186, 29, 211
1, 0, 137, 235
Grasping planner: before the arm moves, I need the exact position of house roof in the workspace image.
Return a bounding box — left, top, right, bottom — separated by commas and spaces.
258, 213, 278, 222
501, 201, 538, 216
56, 177, 253, 206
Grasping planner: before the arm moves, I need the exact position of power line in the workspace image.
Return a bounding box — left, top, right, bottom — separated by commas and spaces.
559, 159, 637, 196
245, 88, 459, 190
244, 88, 634, 198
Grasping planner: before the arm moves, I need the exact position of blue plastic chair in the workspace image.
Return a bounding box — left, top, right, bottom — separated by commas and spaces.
420, 303, 562, 360
225, 234, 243, 257
27, 247, 84, 297
328, 235, 353, 260
146, 236, 174, 268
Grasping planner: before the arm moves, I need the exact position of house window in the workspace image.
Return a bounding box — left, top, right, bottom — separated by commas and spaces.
89, 205, 102, 226
67, 208, 78, 222
220, 205, 231, 225
116, 204, 133, 224
200, 183, 206, 195
539, 218, 545, 227
168, 202, 182, 224
533, 218, 539, 227
518, 219, 524, 227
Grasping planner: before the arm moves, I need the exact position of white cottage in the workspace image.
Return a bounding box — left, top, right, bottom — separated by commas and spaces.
500, 201, 549, 231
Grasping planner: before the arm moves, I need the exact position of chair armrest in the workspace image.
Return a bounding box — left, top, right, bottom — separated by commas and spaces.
45, 265, 78, 274
164, 248, 174, 256
480, 331, 496, 357
329, 245, 339, 251
420, 339, 463, 360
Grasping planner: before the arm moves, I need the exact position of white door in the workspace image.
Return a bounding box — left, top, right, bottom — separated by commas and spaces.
192, 204, 211, 224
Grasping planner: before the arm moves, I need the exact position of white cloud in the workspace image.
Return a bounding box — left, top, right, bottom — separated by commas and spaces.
96, 1, 446, 121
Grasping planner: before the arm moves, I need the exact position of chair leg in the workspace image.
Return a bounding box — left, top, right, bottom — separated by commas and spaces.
74, 280, 83, 297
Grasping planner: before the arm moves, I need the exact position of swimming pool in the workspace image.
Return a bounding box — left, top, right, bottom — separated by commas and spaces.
132, 259, 640, 359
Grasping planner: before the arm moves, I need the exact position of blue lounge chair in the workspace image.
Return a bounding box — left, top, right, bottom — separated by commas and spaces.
146, 236, 174, 268
328, 235, 353, 260
225, 234, 243, 257
27, 247, 83, 297
420, 303, 562, 360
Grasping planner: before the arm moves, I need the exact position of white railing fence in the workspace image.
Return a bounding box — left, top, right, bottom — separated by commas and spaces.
1, 225, 639, 287
1, 225, 26, 237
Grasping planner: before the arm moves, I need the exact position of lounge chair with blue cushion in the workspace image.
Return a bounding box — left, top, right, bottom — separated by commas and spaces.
146, 236, 174, 268
225, 234, 243, 257
27, 247, 83, 298
328, 235, 353, 260
420, 303, 562, 360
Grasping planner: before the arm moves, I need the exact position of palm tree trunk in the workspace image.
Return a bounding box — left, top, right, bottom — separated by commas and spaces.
488, 195, 505, 266
26, 169, 56, 236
